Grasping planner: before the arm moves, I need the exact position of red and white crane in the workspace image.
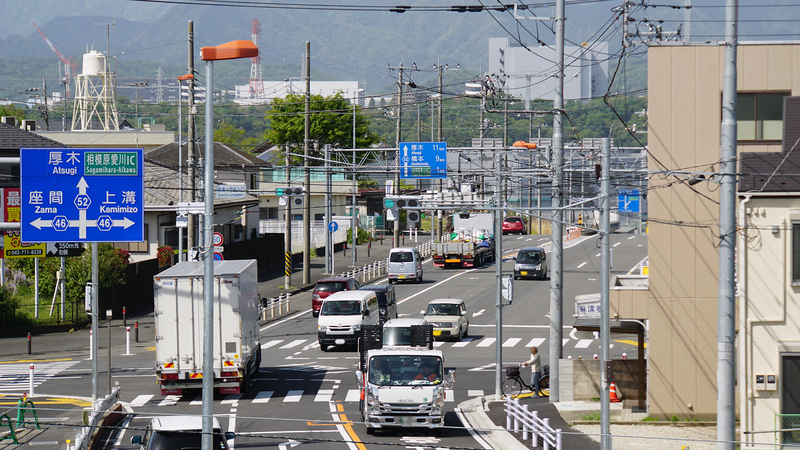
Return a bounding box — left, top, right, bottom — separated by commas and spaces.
33, 23, 78, 99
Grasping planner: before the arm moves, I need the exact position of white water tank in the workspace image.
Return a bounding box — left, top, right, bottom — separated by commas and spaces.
82, 50, 105, 76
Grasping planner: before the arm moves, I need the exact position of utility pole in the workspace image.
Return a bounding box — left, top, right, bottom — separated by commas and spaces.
187, 21, 197, 256
285, 151, 292, 288
303, 42, 311, 285
549, 0, 565, 403
437, 59, 444, 242
600, 138, 611, 450
325, 144, 332, 274
353, 100, 358, 267
42, 75, 49, 131
494, 152, 504, 399
394, 63, 403, 245
717, 1, 738, 449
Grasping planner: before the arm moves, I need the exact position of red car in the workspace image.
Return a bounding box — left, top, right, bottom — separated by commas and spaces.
311, 277, 360, 317
502, 216, 526, 235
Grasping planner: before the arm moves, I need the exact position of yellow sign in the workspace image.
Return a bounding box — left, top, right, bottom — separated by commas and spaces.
4, 230, 45, 258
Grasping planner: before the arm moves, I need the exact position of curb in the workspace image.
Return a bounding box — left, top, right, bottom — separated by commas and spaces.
456, 396, 527, 450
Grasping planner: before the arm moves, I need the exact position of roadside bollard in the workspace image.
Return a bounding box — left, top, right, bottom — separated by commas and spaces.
89, 329, 93, 360
122, 306, 126, 329
402, 234, 405, 246
381, 233, 383, 245
622, 353, 627, 360
124, 327, 132, 355
27, 333, 31, 355
134, 321, 139, 343
29, 364, 34, 397
368, 238, 371, 257
343, 243, 347, 257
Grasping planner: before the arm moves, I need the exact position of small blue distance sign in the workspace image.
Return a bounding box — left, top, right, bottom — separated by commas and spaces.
328, 221, 339, 233
20, 148, 144, 242
398, 142, 447, 179
618, 189, 640, 213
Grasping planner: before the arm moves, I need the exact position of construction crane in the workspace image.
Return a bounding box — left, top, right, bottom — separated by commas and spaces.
33, 23, 77, 99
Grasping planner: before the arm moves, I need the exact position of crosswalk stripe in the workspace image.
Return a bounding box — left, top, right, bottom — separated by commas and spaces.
261, 340, 284, 350
302, 342, 321, 351
252, 391, 273, 404
280, 340, 307, 349
129, 394, 153, 407
345, 389, 360, 402
158, 395, 180, 407
190, 399, 202, 406
574, 339, 593, 349
283, 390, 303, 402
562, 339, 570, 346
525, 338, 546, 348
445, 389, 454, 402
0, 361, 80, 392
503, 338, 522, 347
452, 338, 475, 348
476, 338, 495, 347
221, 394, 242, 404
433, 341, 445, 348
314, 389, 334, 402
467, 390, 484, 397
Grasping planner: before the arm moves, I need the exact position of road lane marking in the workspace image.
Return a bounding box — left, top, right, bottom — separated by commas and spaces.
445, 389, 454, 402
628, 236, 636, 240
455, 407, 493, 449
221, 394, 242, 405
468, 390, 484, 397
502, 338, 521, 347
613, 242, 621, 247
577, 262, 587, 268
314, 389, 334, 402
397, 268, 479, 306
525, 338, 546, 348
345, 389, 360, 402
158, 395, 180, 406
472, 309, 486, 317
283, 390, 303, 402
252, 391, 273, 403
334, 402, 365, 450
261, 340, 284, 349
452, 338, 475, 348
615, 339, 647, 347
129, 394, 153, 407
476, 338, 495, 347
574, 339, 593, 349
562, 339, 570, 346
280, 339, 307, 349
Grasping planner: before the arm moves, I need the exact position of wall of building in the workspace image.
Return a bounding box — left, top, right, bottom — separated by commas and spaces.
647, 43, 800, 420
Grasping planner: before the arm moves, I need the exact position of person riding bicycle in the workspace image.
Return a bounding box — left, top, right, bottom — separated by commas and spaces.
521, 345, 542, 397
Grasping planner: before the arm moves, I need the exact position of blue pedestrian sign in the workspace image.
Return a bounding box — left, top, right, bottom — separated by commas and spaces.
328, 221, 339, 233
20, 148, 144, 242
398, 142, 447, 179
618, 189, 640, 213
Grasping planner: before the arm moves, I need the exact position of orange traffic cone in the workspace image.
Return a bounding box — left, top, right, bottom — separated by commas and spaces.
609, 382, 622, 402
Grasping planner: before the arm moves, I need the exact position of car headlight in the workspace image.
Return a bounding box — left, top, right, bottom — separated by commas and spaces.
515, 264, 521, 271
352, 324, 361, 331
444, 322, 456, 328
318, 325, 327, 332
535, 263, 542, 270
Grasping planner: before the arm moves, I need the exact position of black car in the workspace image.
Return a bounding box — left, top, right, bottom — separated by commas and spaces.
358, 284, 398, 324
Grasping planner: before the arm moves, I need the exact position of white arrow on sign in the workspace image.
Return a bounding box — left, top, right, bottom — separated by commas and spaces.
77, 177, 89, 239
278, 439, 300, 450
30, 217, 136, 230
623, 197, 632, 210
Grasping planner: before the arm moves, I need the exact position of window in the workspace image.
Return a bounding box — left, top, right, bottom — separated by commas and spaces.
738, 93, 786, 141
114, 223, 149, 253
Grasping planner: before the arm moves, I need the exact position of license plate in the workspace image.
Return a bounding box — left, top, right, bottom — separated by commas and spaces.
521, 271, 528, 276
433, 330, 442, 336
399, 275, 406, 279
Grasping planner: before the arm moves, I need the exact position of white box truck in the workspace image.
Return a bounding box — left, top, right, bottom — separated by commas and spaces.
153, 260, 261, 396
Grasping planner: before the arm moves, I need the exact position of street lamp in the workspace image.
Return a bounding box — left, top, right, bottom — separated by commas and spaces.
199, 39, 257, 450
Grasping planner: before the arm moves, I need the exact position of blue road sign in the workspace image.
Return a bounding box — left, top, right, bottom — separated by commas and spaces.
20, 148, 144, 242
618, 189, 640, 213
398, 142, 447, 179
328, 221, 339, 233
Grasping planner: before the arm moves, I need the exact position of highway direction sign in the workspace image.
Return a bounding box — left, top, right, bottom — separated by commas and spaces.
46, 242, 86, 258
20, 148, 144, 242
398, 142, 447, 179
618, 189, 640, 213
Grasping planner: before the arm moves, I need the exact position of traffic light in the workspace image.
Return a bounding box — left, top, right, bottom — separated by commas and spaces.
383, 195, 421, 224
276, 187, 305, 207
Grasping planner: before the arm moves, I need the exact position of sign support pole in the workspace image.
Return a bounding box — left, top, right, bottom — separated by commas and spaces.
91, 243, 98, 407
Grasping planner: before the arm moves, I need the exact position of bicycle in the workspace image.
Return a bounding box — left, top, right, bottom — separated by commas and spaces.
502, 364, 550, 398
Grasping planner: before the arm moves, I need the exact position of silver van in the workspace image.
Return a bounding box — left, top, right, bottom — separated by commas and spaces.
387, 247, 423, 284
317, 290, 380, 351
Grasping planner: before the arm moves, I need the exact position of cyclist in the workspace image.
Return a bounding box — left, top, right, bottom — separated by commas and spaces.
521, 346, 541, 397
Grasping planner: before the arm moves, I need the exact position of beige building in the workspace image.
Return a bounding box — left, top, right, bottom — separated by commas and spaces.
611, 42, 800, 420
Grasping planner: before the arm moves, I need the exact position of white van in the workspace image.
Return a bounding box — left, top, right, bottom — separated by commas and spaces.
318, 290, 380, 351
387, 247, 423, 284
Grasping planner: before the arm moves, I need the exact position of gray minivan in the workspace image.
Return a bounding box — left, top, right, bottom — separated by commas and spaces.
387, 247, 423, 284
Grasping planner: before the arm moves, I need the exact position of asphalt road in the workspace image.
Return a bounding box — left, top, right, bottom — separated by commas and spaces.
3, 232, 648, 450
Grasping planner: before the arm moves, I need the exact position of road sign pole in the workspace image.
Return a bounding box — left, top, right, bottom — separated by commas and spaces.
91, 243, 98, 407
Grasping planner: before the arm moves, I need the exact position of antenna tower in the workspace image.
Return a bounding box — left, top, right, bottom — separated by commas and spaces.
249, 19, 265, 103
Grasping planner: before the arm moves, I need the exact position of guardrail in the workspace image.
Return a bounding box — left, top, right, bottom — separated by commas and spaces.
262, 294, 293, 320
70, 386, 121, 450
505, 397, 562, 450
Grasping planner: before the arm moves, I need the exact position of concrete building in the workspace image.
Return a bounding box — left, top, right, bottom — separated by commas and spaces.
610, 42, 800, 423
235, 81, 364, 106
488, 38, 609, 102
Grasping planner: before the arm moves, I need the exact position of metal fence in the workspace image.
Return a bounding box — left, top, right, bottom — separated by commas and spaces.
70, 386, 120, 450
505, 397, 562, 450
776, 414, 800, 446
258, 220, 348, 253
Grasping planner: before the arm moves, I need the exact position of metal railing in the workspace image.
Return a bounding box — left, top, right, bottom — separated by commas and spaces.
70, 386, 121, 450
337, 241, 433, 283
262, 294, 293, 320
505, 397, 562, 450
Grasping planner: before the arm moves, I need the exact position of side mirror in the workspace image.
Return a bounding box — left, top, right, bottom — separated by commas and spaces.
512, 256, 517, 261
355, 370, 363, 384
364, 309, 370, 317
224, 432, 236, 440
131, 436, 142, 445
420, 310, 426, 315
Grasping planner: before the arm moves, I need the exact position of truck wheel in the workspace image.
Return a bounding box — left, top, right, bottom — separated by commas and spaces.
457, 329, 463, 342
366, 426, 375, 435
463, 326, 468, 338
320, 342, 328, 352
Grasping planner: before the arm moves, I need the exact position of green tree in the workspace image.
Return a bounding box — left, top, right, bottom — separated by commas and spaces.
214, 121, 261, 153
265, 93, 379, 165
0, 105, 27, 123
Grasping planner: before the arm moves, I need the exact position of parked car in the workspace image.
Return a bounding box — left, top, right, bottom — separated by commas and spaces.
131, 416, 233, 450
502, 216, 526, 235
358, 284, 398, 324
513, 247, 548, 280
421, 298, 469, 341
312, 277, 361, 317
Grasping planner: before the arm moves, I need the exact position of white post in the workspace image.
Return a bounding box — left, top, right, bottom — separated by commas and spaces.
89, 329, 93, 360
522, 404, 530, 440
125, 327, 131, 355
532, 410, 540, 447
29, 363, 34, 397
543, 417, 551, 450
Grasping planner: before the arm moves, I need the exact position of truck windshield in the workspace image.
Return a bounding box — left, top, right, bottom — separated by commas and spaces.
320, 300, 361, 316
368, 355, 443, 386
